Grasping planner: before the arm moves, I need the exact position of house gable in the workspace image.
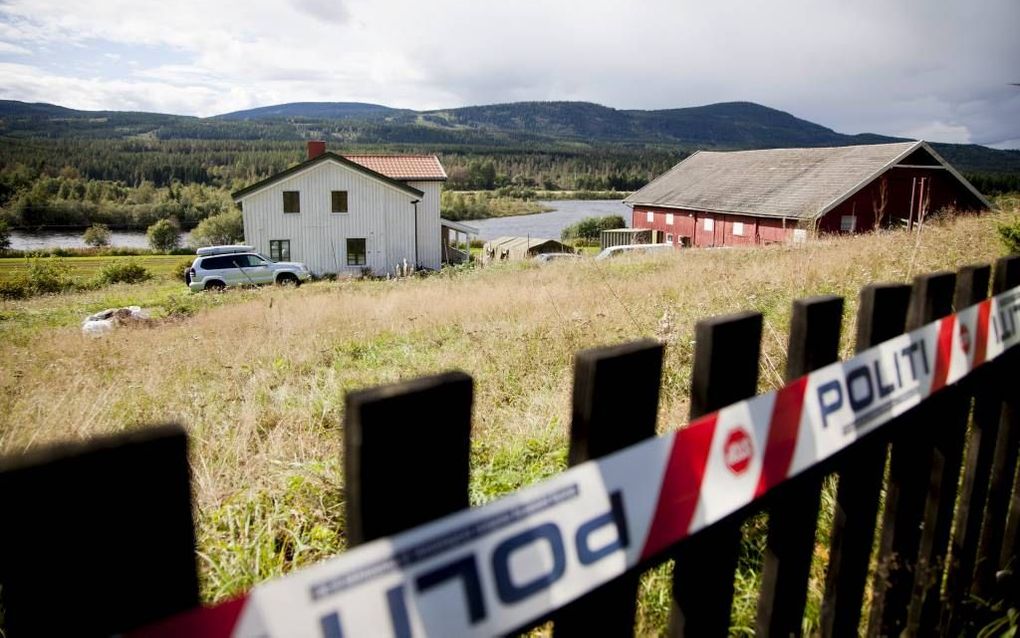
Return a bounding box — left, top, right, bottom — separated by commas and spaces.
231, 152, 423, 202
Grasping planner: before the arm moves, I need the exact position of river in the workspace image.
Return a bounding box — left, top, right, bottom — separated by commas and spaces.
6, 200, 630, 249
468, 200, 631, 240
8, 229, 191, 250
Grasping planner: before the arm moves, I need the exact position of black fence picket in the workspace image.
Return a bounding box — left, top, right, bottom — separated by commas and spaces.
0, 425, 198, 637
344, 371, 473, 546
868, 272, 957, 637
553, 339, 664, 636
2, 262, 1019, 638
820, 282, 912, 637
912, 264, 991, 634
973, 256, 1020, 601
756, 295, 843, 637
668, 311, 762, 637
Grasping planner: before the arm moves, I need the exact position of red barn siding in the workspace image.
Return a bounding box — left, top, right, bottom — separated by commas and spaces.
632, 206, 797, 247
634, 166, 985, 246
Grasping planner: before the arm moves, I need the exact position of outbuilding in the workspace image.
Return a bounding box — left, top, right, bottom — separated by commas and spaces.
483, 236, 574, 262
625, 140, 989, 248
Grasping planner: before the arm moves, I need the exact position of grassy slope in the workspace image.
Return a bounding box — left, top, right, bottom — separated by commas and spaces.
0, 209, 1016, 630
0, 254, 187, 282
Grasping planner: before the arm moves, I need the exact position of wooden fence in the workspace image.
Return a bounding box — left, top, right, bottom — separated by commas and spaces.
1, 256, 1019, 637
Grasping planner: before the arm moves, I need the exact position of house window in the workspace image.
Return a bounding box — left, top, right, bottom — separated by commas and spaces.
666, 213, 674, 225
646, 211, 654, 223
666, 233, 674, 243
283, 191, 300, 213
346, 238, 367, 266
733, 222, 744, 236
704, 217, 714, 231
269, 240, 291, 262
841, 215, 857, 232
331, 190, 348, 213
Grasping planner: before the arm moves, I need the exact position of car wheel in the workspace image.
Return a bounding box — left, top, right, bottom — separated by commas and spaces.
276, 273, 300, 287
205, 280, 226, 292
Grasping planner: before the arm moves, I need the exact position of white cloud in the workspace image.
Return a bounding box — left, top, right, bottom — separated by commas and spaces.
0, 0, 1016, 147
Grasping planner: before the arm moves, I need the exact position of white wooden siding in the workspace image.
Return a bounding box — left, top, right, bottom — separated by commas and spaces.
407, 181, 441, 270
238, 159, 422, 276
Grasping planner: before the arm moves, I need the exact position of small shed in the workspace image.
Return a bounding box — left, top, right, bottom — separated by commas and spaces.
483, 236, 574, 262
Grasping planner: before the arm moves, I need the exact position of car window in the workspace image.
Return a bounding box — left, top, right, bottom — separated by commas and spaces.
243, 255, 267, 267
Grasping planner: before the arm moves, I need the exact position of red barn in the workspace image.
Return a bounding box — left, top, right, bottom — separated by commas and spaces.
625, 141, 990, 248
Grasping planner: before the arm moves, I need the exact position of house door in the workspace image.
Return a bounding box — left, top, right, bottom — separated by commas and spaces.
368, 231, 387, 275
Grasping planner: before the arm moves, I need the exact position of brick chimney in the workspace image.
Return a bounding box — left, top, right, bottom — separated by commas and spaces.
307, 140, 326, 160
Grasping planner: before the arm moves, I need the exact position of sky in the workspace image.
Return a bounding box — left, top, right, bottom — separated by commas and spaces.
0, 0, 1018, 148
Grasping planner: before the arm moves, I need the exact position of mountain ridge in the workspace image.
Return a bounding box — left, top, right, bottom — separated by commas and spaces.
1, 98, 1018, 178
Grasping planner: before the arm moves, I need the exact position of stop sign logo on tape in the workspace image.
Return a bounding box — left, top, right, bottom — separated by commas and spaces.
724, 427, 753, 475
960, 322, 971, 356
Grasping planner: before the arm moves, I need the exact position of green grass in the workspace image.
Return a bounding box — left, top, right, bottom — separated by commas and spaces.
0, 254, 188, 282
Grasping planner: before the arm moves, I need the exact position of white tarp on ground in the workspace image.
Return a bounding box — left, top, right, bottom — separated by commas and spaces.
81, 306, 151, 336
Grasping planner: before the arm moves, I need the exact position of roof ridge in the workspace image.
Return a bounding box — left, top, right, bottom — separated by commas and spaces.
697, 140, 919, 155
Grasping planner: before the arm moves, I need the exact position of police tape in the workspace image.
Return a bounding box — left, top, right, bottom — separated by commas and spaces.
135, 284, 1020, 638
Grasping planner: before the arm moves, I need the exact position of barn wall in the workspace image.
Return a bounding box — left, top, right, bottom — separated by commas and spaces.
632, 206, 798, 247
239, 160, 421, 276
818, 168, 987, 234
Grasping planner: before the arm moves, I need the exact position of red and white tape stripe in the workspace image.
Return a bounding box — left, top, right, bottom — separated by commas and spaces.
134, 285, 1020, 638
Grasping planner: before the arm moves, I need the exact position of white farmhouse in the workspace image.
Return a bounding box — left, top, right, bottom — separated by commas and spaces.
232, 141, 467, 276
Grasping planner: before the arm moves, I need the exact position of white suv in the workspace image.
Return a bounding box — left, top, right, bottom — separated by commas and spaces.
186, 245, 311, 292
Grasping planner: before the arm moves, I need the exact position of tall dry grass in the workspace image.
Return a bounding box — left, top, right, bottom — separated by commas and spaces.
0, 209, 1014, 613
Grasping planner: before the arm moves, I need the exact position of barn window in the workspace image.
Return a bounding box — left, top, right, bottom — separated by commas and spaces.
646, 211, 654, 223
666, 213, 674, 225
331, 190, 348, 213
283, 191, 300, 213
733, 222, 744, 236
841, 215, 857, 232
666, 233, 674, 243
704, 218, 714, 232
269, 240, 290, 262
347, 238, 367, 266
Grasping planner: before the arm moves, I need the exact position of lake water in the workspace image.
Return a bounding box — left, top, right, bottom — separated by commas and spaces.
8, 230, 191, 250
6, 200, 631, 249
469, 200, 632, 240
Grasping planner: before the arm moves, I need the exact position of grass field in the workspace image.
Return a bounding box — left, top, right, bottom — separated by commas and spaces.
0, 254, 187, 282
1, 208, 1017, 633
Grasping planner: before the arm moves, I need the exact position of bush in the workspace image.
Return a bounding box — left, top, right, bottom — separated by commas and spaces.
174, 257, 196, 282
147, 219, 180, 252
0, 219, 10, 251
561, 215, 627, 241
0, 258, 79, 299
190, 209, 243, 247
999, 217, 1020, 254
96, 260, 152, 285
82, 223, 111, 247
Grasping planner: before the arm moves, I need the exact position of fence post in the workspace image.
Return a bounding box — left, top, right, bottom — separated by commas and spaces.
911, 264, 991, 634
820, 283, 911, 637
344, 371, 473, 546
554, 339, 664, 636
0, 425, 199, 637
973, 255, 1020, 599
668, 310, 762, 637
867, 271, 956, 637
756, 295, 844, 637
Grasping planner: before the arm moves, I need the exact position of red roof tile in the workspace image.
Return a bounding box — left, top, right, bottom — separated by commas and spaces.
342, 155, 447, 181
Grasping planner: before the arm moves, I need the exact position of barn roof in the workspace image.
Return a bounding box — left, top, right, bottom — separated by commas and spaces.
624, 141, 990, 220
343, 155, 447, 181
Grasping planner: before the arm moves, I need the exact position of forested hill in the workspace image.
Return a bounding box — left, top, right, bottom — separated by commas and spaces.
1, 98, 1018, 194
220, 100, 898, 149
